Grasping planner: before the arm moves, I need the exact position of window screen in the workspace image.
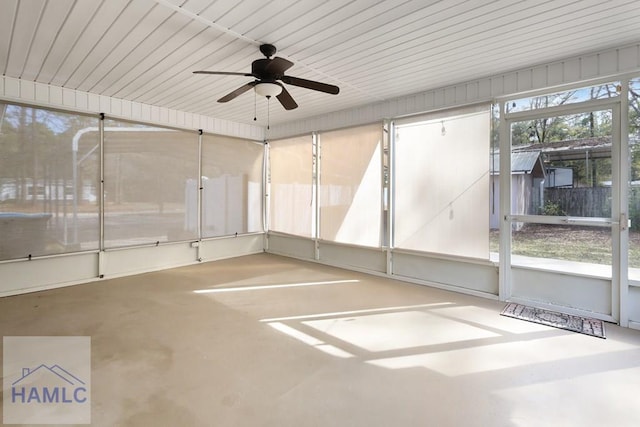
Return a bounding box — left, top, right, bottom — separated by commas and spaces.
268, 135, 314, 237
319, 124, 382, 247
394, 106, 491, 259
0, 103, 99, 260
103, 121, 198, 248
200, 135, 263, 237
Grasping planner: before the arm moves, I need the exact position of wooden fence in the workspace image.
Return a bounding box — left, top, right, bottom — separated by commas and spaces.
544, 187, 611, 217
545, 186, 640, 230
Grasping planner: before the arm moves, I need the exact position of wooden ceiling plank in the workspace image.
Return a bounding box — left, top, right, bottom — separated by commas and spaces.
124, 33, 251, 103
4, 0, 45, 77
66, 0, 158, 91
108, 17, 211, 97
86, 3, 177, 93
23, 0, 76, 81
36, 0, 104, 84
0, 0, 19, 76
49, 0, 130, 87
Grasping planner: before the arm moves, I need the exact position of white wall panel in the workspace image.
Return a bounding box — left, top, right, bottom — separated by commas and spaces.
503, 73, 518, 94
516, 70, 532, 92
619, 45, 639, 70
150, 105, 160, 122
20, 80, 35, 100
270, 43, 640, 139
5, 77, 19, 98
160, 106, 169, 123
433, 88, 445, 106
490, 76, 503, 97
266, 234, 316, 261
111, 98, 122, 116
582, 54, 599, 79
102, 243, 196, 278
445, 86, 457, 105
318, 242, 386, 274
548, 62, 564, 86
0, 75, 264, 140
141, 103, 151, 121
88, 93, 100, 112
478, 79, 491, 100
564, 58, 581, 82
63, 88, 76, 107
76, 91, 89, 111
0, 253, 98, 297
0, 237, 264, 296
600, 50, 619, 75
49, 85, 63, 105
532, 66, 547, 88
104, 237, 262, 279
629, 286, 640, 326
511, 267, 611, 316
392, 251, 498, 296
466, 81, 479, 101
199, 235, 263, 261
131, 100, 141, 118
35, 82, 48, 102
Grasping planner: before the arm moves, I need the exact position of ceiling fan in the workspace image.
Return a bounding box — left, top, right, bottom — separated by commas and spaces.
193, 44, 339, 110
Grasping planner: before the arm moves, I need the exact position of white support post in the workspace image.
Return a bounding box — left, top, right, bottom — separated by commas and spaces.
619, 81, 630, 327
98, 113, 105, 278
386, 119, 395, 276
313, 132, 320, 260
263, 140, 270, 252
498, 101, 511, 301
197, 129, 203, 262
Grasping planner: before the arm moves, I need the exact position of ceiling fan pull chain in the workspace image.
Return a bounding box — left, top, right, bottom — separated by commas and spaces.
267, 95, 271, 130
253, 90, 257, 122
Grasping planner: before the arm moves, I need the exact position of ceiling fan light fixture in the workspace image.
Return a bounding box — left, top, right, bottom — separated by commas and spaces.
254, 82, 282, 98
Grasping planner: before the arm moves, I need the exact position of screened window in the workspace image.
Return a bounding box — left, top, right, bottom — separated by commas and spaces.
506, 82, 620, 114
319, 124, 382, 247
394, 106, 491, 259
629, 77, 640, 272
268, 135, 314, 237
0, 103, 99, 260
103, 121, 198, 248
200, 135, 263, 237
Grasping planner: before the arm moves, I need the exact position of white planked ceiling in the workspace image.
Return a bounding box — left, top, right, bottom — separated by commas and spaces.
2, 0, 640, 127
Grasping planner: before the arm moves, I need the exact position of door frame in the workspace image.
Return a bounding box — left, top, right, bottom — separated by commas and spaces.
497, 95, 628, 324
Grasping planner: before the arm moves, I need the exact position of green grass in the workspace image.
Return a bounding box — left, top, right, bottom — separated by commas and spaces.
490, 225, 640, 267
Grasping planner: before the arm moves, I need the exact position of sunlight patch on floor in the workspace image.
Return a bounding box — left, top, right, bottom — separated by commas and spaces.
430, 305, 553, 334
303, 311, 500, 352
268, 322, 354, 358
193, 279, 359, 294
259, 302, 454, 323
367, 334, 637, 376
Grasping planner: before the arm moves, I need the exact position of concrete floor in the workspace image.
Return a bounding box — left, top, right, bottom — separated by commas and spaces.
2, 253, 640, 426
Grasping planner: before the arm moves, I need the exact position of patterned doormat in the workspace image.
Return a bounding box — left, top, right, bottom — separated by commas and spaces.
500, 302, 606, 339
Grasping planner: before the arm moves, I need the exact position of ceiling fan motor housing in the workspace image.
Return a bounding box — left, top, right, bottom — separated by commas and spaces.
251, 59, 280, 82
192, 43, 339, 110
259, 43, 277, 58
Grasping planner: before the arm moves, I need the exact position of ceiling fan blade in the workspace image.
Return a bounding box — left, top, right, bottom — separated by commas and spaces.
276, 85, 298, 110
281, 75, 339, 95
218, 82, 256, 103
265, 57, 294, 75
193, 71, 255, 77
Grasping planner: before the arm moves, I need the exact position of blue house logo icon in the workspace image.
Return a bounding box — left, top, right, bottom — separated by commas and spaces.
3, 336, 91, 424
11, 364, 88, 404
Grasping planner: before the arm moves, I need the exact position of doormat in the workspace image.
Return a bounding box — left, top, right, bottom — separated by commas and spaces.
500, 302, 606, 339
